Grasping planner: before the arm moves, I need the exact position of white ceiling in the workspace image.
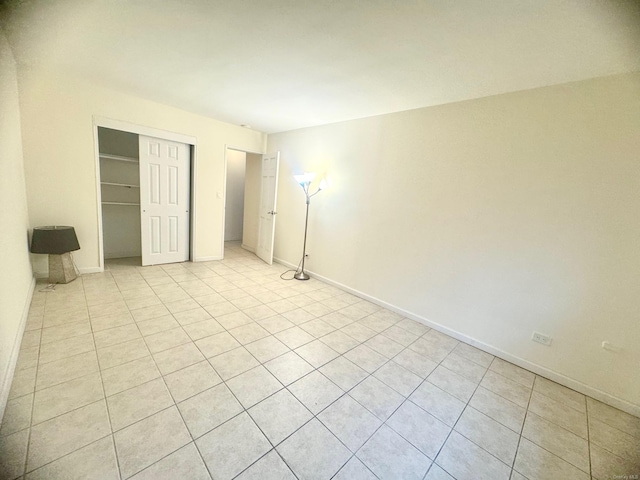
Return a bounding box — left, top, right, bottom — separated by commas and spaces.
2, 0, 640, 133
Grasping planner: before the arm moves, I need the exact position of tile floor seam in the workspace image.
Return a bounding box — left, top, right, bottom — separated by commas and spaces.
83, 277, 125, 480
23, 433, 115, 477
532, 375, 587, 413
432, 355, 511, 480
20, 305, 42, 479
35, 350, 100, 380
94, 289, 176, 478
317, 352, 436, 476
10, 250, 637, 480
228, 426, 303, 480
517, 421, 592, 475
513, 385, 595, 479
585, 418, 638, 463
29, 385, 107, 429
510, 371, 536, 479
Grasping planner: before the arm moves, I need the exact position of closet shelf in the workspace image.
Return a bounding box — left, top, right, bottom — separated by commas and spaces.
102, 202, 140, 206
101, 182, 140, 188
99, 153, 138, 163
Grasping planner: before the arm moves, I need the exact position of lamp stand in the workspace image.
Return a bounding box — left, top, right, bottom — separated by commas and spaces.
48, 252, 77, 284
294, 198, 311, 280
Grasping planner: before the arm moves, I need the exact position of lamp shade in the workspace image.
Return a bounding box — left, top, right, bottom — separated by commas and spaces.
294, 172, 316, 186
31, 226, 80, 254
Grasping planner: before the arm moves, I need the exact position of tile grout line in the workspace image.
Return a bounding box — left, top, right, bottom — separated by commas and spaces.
425, 349, 497, 479
120, 269, 203, 480
19, 283, 47, 478
509, 370, 536, 479
12, 250, 635, 479
84, 272, 125, 480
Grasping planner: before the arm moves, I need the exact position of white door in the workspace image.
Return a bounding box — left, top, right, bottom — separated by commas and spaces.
256, 152, 280, 265
139, 135, 190, 266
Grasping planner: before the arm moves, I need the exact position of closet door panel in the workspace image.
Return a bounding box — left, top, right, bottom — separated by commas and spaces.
140, 135, 190, 266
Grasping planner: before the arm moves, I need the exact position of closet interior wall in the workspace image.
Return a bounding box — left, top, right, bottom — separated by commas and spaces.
98, 127, 141, 260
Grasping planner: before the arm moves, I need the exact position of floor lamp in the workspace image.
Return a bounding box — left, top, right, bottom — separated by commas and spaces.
293, 172, 326, 280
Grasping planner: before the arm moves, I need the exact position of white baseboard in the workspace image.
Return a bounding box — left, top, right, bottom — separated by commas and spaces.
194, 256, 222, 262
0, 277, 36, 422
104, 251, 141, 259
78, 267, 103, 274
273, 257, 640, 417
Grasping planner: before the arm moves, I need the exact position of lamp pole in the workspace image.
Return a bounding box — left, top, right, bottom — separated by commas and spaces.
294, 195, 311, 280
293, 173, 326, 281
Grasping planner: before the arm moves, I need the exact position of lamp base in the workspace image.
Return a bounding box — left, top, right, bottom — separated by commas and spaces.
48, 252, 78, 284
293, 271, 310, 281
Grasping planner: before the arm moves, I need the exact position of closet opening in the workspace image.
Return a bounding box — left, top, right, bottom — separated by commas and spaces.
96, 123, 194, 269
98, 127, 142, 265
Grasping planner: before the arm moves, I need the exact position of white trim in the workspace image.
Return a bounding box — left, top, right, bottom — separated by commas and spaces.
78, 267, 105, 275
92, 124, 105, 272
189, 145, 197, 262
273, 256, 640, 418
225, 145, 263, 155
36, 269, 101, 277
0, 277, 35, 421
194, 256, 222, 262
221, 147, 229, 257
93, 116, 197, 145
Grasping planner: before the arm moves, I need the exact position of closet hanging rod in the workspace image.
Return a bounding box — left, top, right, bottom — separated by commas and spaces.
99, 154, 138, 163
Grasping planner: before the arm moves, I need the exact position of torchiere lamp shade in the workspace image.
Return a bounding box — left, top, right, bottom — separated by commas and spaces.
31, 226, 80, 254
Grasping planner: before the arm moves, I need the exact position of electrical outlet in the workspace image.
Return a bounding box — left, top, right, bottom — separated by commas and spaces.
532, 332, 552, 346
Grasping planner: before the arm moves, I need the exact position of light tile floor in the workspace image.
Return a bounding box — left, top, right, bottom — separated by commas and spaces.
1, 242, 639, 479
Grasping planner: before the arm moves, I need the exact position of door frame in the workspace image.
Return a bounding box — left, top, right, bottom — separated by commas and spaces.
222, 145, 265, 258
93, 116, 198, 271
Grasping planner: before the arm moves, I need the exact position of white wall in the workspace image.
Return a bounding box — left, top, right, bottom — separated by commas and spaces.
18, 67, 266, 274
268, 73, 640, 414
224, 149, 246, 242
242, 153, 262, 251
0, 33, 34, 419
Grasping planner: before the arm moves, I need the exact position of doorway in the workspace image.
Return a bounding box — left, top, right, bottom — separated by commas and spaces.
223, 148, 263, 257
95, 119, 196, 269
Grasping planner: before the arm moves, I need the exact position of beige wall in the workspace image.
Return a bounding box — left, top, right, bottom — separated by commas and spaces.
0, 33, 34, 418
224, 149, 246, 242
268, 73, 640, 414
242, 153, 262, 252
18, 67, 266, 274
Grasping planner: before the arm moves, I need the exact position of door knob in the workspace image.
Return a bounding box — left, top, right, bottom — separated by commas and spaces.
268, 211, 277, 215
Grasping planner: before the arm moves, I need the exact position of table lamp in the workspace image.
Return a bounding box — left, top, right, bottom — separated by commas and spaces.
30, 226, 81, 284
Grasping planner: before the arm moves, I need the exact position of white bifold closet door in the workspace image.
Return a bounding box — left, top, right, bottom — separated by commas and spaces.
139, 135, 190, 266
